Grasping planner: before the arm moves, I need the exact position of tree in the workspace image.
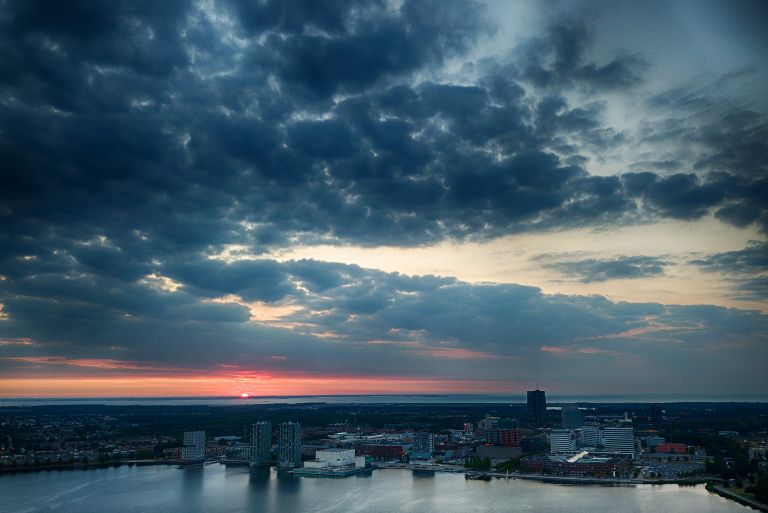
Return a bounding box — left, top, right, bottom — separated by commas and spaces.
465, 456, 491, 470
755, 475, 768, 503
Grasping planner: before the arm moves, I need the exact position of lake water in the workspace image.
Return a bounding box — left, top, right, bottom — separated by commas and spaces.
0, 464, 748, 513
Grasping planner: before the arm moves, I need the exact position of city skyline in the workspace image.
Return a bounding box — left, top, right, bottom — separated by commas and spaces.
0, 0, 767, 398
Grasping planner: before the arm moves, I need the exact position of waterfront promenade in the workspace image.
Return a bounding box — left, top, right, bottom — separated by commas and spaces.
373, 461, 719, 486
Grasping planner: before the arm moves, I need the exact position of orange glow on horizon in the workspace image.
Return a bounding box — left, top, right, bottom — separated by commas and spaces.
0, 375, 521, 398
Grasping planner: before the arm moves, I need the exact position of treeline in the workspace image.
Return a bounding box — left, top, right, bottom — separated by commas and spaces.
464, 456, 491, 470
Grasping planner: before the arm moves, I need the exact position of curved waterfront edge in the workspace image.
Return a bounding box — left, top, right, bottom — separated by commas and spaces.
372, 462, 717, 486
372, 462, 768, 509
706, 484, 768, 512
0, 459, 171, 474
5, 459, 763, 511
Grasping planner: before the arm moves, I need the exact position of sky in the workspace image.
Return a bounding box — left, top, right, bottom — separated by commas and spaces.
0, 0, 767, 398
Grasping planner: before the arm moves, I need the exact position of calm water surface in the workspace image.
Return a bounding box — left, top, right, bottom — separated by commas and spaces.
0, 465, 748, 513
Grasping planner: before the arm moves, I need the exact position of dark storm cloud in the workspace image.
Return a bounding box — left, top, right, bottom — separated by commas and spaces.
734, 277, 768, 302
518, 22, 645, 91
165, 259, 297, 302
692, 242, 768, 301
646, 88, 768, 182
1, 0, 766, 266
538, 255, 669, 283
640, 78, 768, 232
628, 160, 681, 172
1, 0, 190, 112
621, 172, 726, 220
693, 241, 768, 275
222, 0, 492, 104
694, 110, 768, 180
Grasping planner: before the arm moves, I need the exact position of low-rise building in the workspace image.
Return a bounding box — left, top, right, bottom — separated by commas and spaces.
357, 442, 409, 461
491, 428, 523, 447
475, 444, 521, 462
314, 448, 355, 467
550, 430, 575, 453
655, 443, 686, 454
521, 452, 630, 477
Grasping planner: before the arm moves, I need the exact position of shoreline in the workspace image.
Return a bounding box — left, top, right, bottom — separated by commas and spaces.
377, 464, 765, 510
0, 459, 172, 475
492, 472, 712, 487
373, 462, 716, 486
706, 484, 768, 512
5, 459, 763, 512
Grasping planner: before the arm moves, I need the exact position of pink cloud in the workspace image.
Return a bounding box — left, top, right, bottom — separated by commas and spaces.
0, 337, 36, 347
541, 345, 617, 356
3, 356, 182, 372
541, 345, 568, 353
421, 347, 498, 359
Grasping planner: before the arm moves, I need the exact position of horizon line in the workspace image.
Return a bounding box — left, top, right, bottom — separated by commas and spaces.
2, 392, 767, 402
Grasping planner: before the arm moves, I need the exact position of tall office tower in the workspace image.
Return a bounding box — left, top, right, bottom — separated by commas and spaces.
603, 427, 635, 458
413, 432, 435, 455
561, 404, 583, 429
650, 404, 663, 429
527, 388, 547, 427
549, 429, 576, 453
250, 421, 272, 466
277, 422, 302, 468
581, 424, 603, 447
182, 431, 205, 462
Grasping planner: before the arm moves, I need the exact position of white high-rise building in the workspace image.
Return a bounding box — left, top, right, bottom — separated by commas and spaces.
250, 421, 272, 466
603, 427, 635, 458
182, 431, 205, 462
278, 422, 302, 468
413, 432, 435, 455
581, 425, 603, 447
549, 429, 575, 453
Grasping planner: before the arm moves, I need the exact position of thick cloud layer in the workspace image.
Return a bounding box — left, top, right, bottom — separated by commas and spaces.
1, 257, 766, 393
518, 22, 646, 91
693, 242, 768, 300
0, 1, 766, 393
538, 255, 668, 283
1, 1, 766, 264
